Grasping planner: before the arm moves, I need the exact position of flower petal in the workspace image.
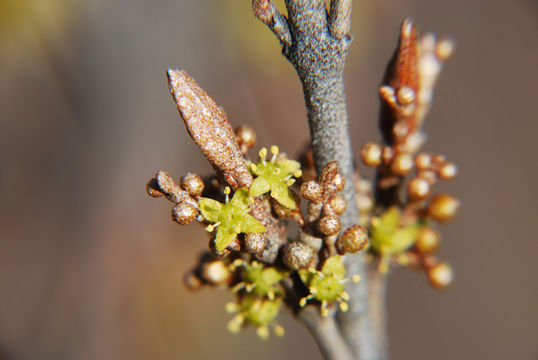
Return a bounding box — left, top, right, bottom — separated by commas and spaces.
215, 226, 238, 251
199, 198, 223, 222
250, 177, 271, 197
271, 184, 296, 209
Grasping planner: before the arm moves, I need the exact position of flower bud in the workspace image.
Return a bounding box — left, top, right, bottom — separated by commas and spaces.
172, 202, 199, 225
324, 195, 347, 215
282, 242, 314, 270
235, 125, 256, 154
319, 161, 345, 194
415, 227, 441, 254
244, 233, 266, 255
415, 153, 432, 170
438, 162, 458, 180
407, 176, 431, 201
146, 177, 163, 197
390, 153, 414, 176
427, 262, 453, 289
318, 214, 342, 236
427, 194, 460, 223
300, 180, 323, 203
336, 225, 369, 254
180, 172, 205, 197
202, 260, 231, 286
360, 142, 382, 167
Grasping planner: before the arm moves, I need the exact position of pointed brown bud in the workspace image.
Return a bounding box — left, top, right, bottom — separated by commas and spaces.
167, 68, 253, 189
336, 225, 369, 254
282, 241, 314, 270
172, 202, 199, 225
156, 171, 191, 204
318, 214, 342, 236
427, 194, 460, 223
319, 161, 345, 195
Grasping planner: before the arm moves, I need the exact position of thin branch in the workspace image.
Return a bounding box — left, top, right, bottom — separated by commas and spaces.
252, 0, 292, 48
328, 0, 352, 39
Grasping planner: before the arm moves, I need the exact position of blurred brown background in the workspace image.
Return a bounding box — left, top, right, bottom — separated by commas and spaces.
0, 0, 536, 359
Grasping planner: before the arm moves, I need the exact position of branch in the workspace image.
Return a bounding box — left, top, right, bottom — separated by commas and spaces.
255, 1, 386, 359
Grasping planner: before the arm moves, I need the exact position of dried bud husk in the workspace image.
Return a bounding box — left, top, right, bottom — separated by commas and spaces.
415, 227, 441, 254
172, 202, 199, 225
146, 177, 163, 197
180, 173, 205, 197
271, 192, 305, 226
360, 142, 383, 167
427, 194, 460, 223
337, 225, 369, 254
282, 242, 314, 270
407, 176, 431, 201
300, 180, 324, 203
427, 261, 453, 289
318, 214, 342, 236
319, 161, 345, 195
324, 195, 347, 216
244, 233, 267, 255
235, 125, 257, 154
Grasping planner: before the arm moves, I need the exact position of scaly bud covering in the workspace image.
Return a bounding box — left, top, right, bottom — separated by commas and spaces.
168, 68, 253, 189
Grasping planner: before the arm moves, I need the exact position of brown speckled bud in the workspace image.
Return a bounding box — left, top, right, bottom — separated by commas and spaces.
427, 262, 453, 289
282, 242, 314, 270
324, 195, 347, 215
336, 225, 369, 254
390, 153, 414, 176
415, 227, 441, 254
156, 170, 191, 203
180, 172, 205, 197
183, 271, 203, 291
438, 162, 458, 180
418, 170, 437, 185
427, 194, 460, 223
172, 202, 199, 225
415, 153, 432, 170
319, 161, 345, 194
235, 125, 257, 154
146, 177, 163, 197
360, 142, 382, 167
318, 214, 341, 236
300, 180, 323, 203
244, 233, 266, 255
407, 176, 431, 201
201, 260, 231, 286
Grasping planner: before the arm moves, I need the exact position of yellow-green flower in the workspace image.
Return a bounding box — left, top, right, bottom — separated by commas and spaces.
249, 146, 302, 209
199, 188, 266, 251
369, 206, 420, 256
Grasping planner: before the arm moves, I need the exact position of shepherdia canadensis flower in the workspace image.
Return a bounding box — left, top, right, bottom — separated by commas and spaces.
299, 256, 357, 317
199, 187, 265, 251
249, 146, 302, 209
233, 260, 288, 300
369, 207, 420, 257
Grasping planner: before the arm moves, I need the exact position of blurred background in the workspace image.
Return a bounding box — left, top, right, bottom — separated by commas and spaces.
0, 0, 536, 359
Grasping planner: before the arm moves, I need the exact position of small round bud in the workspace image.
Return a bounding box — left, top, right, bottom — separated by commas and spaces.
418, 170, 437, 185
282, 242, 314, 270
438, 162, 458, 180
172, 202, 199, 225
244, 233, 266, 255
183, 271, 203, 291
436, 38, 454, 61
360, 142, 382, 167
407, 176, 431, 201
318, 214, 341, 236
300, 180, 323, 202
180, 173, 205, 197
325, 195, 347, 215
396, 86, 415, 106
390, 153, 414, 176
336, 225, 369, 254
202, 260, 231, 285
415, 153, 432, 170
427, 194, 460, 223
415, 227, 441, 254
427, 262, 453, 289
319, 161, 345, 194
146, 178, 163, 197
235, 125, 256, 153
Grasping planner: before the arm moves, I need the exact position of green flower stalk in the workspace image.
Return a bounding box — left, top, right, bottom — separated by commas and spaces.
199, 187, 266, 251
249, 146, 302, 209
